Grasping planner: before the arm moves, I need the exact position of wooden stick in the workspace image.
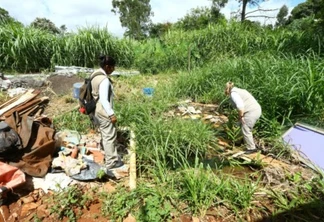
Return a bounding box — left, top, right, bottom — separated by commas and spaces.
129, 129, 136, 190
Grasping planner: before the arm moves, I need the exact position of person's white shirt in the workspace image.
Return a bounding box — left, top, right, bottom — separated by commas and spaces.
230, 89, 244, 110
98, 68, 114, 116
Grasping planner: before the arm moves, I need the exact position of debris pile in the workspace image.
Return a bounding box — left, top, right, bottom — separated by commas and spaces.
0, 88, 130, 221
166, 100, 230, 148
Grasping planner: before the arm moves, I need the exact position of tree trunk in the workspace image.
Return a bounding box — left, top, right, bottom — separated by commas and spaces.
241, 0, 248, 21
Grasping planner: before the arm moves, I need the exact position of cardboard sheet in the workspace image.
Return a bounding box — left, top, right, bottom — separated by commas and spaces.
283, 123, 324, 170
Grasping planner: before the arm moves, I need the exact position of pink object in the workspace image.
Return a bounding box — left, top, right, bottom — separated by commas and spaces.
0, 161, 26, 190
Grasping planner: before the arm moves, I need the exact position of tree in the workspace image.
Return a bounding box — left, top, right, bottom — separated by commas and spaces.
30, 17, 60, 34
175, 7, 225, 31
289, 0, 322, 21
0, 7, 11, 23
213, 0, 278, 22
286, 0, 324, 33
0, 7, 22, 25
112, 0, 153, 40
317, 0, 324, 28
148, 22, 172, 38
276, 5, 288, 27
60, 25, 67, 34
210, 0, 228, 17
240, 0, 279, 22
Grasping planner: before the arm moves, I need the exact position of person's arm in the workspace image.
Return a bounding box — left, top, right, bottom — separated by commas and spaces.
231, 91, 245, 122
98, 78, 114, 117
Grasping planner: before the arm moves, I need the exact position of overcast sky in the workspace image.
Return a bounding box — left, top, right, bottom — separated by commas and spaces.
1, 0, 306, 37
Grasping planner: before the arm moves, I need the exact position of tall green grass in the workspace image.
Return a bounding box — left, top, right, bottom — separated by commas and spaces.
171, 54, 324, 134
51, 26, 134, 68
0, 24, 134, 72
134, 21, 323, 74
0, 23, 54, 72
1, 20, 322, 74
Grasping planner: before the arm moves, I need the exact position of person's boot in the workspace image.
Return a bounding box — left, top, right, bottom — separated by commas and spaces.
244, 149, 258, 154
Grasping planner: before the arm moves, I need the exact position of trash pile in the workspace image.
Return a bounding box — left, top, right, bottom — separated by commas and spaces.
165, 100, 230, 148
0, 89, 54, 206
0, 88, 129, 214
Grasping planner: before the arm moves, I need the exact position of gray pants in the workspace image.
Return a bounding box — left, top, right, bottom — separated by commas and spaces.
241, 108, 262, 150
95, 112, 119, 168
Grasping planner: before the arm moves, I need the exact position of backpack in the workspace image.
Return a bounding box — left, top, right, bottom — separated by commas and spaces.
78, 72, 112, 115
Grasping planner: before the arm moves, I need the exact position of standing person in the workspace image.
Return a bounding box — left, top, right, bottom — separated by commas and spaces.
91, 55, 123, 169
225, 82, 262, 154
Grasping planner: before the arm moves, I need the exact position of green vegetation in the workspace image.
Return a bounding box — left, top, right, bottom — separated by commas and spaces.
1, 0, 324, 220
53, 109, 92, 133
49, 184, 92, 221
112, 0, 153, 40
101, 184, 173, 221
0, 23, 133, 72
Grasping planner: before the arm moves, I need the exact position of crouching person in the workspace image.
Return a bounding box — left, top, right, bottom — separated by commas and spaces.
225, 82, 262, 154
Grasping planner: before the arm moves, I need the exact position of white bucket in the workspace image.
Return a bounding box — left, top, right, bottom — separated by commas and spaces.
73, 82, 83, 99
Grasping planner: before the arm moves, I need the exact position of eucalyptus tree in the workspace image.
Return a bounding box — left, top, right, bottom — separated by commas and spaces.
112, 0, 153, 40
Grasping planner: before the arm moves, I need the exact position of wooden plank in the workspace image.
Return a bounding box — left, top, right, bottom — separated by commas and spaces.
0, 96, 18, 109
129, 129, 136, 190
3, 97, 49, 118
0, 90, 40, 117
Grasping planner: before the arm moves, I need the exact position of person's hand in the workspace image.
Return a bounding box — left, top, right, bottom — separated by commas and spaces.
110, 114, 117, 124
239, 115, 245, 124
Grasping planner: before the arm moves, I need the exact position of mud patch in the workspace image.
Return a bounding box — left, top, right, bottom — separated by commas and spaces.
47, 74, 84, 96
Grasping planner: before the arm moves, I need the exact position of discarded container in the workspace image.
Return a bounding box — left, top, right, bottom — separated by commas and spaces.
143, 87, 154, 97
73, 82, 83, 99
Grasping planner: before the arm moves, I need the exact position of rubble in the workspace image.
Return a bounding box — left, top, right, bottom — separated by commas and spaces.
54, 65, 140, 77
0, 88, 131, 220
55, 65, 94, 75
0, 73, 11, 91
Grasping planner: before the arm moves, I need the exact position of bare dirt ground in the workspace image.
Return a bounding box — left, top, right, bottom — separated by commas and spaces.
41, 75, 84, 117
47, 74, 84, 96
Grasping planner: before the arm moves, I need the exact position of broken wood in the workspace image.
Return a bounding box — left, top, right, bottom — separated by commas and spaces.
0, 90, 40, 117
2, 97, 49, 118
